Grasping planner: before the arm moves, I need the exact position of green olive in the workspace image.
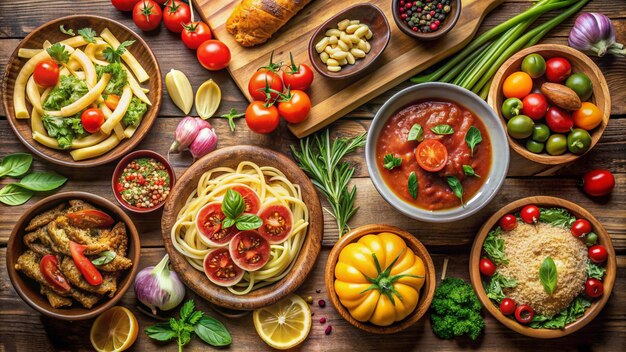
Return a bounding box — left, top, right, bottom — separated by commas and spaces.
501, 97, 523, 120
546, 134, 567, 155
526, 140, 545, 154
565, 73, 593, 101
532, 124, 550, 143
521, 53, 547, 78
507, 115, 535, 139
567, 128, 592, 154
585, 232, 598, 246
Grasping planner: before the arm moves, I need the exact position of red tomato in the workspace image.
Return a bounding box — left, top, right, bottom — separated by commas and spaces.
197, 40, 231, 71
181, 22, 212, 50
582, 169, 615, 197
229, 231, 271, 271
111, 0, 139, 11
278, 90, 311, 124
67, 209, 115, 228
203, 247, 244, 287
515, 305, 534, 324
479, 258, 496, 276
231, 185, 261, 214
520, 205, 540, 224
521, 93, 548, 120
257, 205, 293, 244
163, 0, 191, 33
69, 241, 103, 286
104, 94, 120, 110
570, 219, 592, 238
245, 101, 280, 134
40, 254, 71, 293
415, 139, 448, 172
585, 278, 604, 298
81, 108, 105, 133
545, 107, 573, 133
588, 245, 608, 264
248, 69, 283, 101
195, 202, 235, 247
282, 53, 314, 91
499, 214, 518, 231
132, 0, 162, 32
33, 59, 60, 87
499, 298, 516, 315
545, 57, 572, 83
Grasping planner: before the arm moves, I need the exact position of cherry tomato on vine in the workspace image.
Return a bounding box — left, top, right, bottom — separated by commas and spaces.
581, 169, 615, 197
163, 0, 191, 33
479, 258, 496, 276
278, 90, 311, 124
245, 101, 280, 134
197, 40, 231, 71
588, 245, 608, 264
132, 0, 162, 32
545, 57, 572, 83
282, 52, 314, 91
585, 278, 604, 298
521, 93, 548, 120
520, 205, 540, 224
571, 218, 592, 238
248, 69, 283, 101
111, 0, 140, 11
33, 59, 60, 87
499, 298, 516, 315
181, 22, 212, 50
499, 214, 518, 231
81, 108, 105, 133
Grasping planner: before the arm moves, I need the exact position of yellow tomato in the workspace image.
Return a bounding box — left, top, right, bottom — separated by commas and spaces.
573, 102, 603, 130
502, 71, 533, 99
334, 232, 425, 326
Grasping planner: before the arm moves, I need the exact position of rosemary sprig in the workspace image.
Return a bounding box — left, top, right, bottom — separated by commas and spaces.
291, 129, 366, 236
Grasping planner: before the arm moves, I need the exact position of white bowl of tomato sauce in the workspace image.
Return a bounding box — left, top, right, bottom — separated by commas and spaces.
366, 83, 509, 223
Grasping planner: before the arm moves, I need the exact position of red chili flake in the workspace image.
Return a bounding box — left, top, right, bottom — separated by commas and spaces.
318, 299, 326, 308
319, 317, 326, 324
325, 325, 332, 335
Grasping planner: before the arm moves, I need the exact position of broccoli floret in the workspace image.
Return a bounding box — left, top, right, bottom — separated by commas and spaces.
430, 277, 485, 341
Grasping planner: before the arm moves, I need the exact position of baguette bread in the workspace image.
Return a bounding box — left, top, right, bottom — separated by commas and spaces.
226, 0, 313, 47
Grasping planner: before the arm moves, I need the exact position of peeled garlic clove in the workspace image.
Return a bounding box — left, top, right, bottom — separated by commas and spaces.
165, 69, 193, 114
195, 79, 221, 120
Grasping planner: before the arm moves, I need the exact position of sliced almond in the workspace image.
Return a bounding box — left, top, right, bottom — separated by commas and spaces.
165, 69, 193, 114
195, 79, 221, 120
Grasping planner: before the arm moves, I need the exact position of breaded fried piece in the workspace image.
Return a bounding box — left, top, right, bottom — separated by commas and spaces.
71, 289, 101, 309
23, 227, 66, 255
96, 222, 132, 272
25, 203, 67, 232
60, 257, 118, 297
40, 286, 72, 308
15, 251, 68, 296
47, 216, 116, 255
67, 199, 96, 212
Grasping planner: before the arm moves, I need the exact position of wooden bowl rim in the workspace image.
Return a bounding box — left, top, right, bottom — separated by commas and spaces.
487, 44, 611, 165
308, 3, 391, 80
469, 196, 617, 338
390, 0, 461, 40
1, 14, 162, 168
325, 224, 436, 334
161, 145, 323, 310
5, 191, 141, 321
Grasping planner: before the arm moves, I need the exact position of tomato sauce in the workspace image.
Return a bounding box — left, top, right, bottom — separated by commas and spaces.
376, 100, 492, 210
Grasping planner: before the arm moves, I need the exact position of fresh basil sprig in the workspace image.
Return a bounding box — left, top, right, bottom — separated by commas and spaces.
222, 189, 262, 230
16, 172, 67, 191
0, 184, 34, 206
408, 124, 424, 141
91, 250, 117, 266
408, 171, 418, 199
446, 176, 464, 206
0, 153, 32, 177
431, 124, 454, 135
383, 154, 402, 170
463, 165, 480, 178
0, 153, 67, 206
465, 126, 482, 157
539, 256, 558, 295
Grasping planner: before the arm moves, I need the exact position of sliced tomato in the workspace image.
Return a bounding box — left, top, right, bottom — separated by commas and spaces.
231, 185, 261, 214
203, 248, 244, 287
104, 94, 120, 110
40, 254, 71, 293
69, 241, 103, 286
229, 231, 270, 271
67, 209, 115, 228
196, 202, 235, 247
415, 139, 448, 172
257, 205, 293, 244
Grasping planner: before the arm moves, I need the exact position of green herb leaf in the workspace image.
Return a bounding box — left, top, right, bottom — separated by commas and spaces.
462, 165, 480, 178
408, 171, 418, 199
483, 227, 508, 265
188, 310, 204, 326
194, 315, 232, 347
179, 300, 195, 322
539, 256, 558, 295
586, 262, 606, 280
17, 172, 67, 191
222, 189, 245, 220
465, 126, 482, 157
59, 25, 75, 36
446, 176, 463, 206
235, 214, 262, 231
102, 40, 135, 63
122, 97, 147, 126
222, 218, 236, 229
46, 43, 70, 64
407, 124, 424, 141
77, 27, 97, 44
431, 124, 454, 135
530, 296, 591, 329
220, 108, 245, 132
0, 153, 33, 177
145, 322, 176, 341
91, 250, 117, 265
0, 184, 34, 206
539, 207, 576, 227
383, 154, 402, 170
485, 272, 517, 302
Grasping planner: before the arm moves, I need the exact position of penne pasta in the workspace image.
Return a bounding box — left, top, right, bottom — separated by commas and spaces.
100, 85, 132, 134
18, 48, 42, 59
30, 108, 46, 135
121, 64, 151, 105
70, 48, 97, 87
26, 76, 44, 114
70, 134, 121, 161
84, 41, 112, 67
100, 28, 148, 82
46, 73, 110, 117
32, 131, 64, 150
60, 36, 90, 48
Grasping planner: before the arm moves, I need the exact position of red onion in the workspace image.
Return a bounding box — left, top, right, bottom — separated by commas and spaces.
169, 116, 203, 153
189, 126, 218, 159
568, 13, 625, 57
134, 254, 185, 315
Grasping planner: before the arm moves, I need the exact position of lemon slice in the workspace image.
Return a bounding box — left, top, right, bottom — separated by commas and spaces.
253, 295, 312, 350
90, 306, 139, 352
165, 68, 193, 114
195, 79, 221, 119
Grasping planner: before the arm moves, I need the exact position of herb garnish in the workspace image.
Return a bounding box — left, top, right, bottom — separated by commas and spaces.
77, 27, 97, 43
383, 154, 402, 170
539, 207, 576, 227
407, 124, 424, 141
221, 189, 262, 230
539, 256, 558, 295
529, 296, 591, 329
446, 176, 463, 206
465, 126, 482, 157
485, 272, 517, 301
102, 40, 135, 63
46, 43, 70, 64
462, 165, 480, 178
59, 25, 75, 36
586, 262, 606, 280
431, 124, 454, 135
219, 108, 245, 132
408, 171, 418, 199
483, 227, 508, 265
91, 250, 117, 265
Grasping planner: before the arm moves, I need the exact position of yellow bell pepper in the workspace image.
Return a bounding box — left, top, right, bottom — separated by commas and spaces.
334, 232, 425, 326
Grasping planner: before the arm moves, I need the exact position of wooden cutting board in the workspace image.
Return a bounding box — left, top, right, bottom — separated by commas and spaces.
195, 0, 504, 138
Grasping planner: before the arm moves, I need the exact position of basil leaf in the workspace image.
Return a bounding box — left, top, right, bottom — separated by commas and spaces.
539, 256, 558, 294
222, 189, 245, 219
77, 27, 97, 44
145, 322, 176, 341
407, 124, 424, 141
194, 315, 232, 347
222, 218, 236, 229
463, 165, 480, 178
586, 262, 605, 280
539, 207, 576, 227
408, 171, 418, 199
17, 172, 67, 191
446, 176, 464, 206
235, 214, 262, 231
483, 227, 508, 265
383, 154, 402, 170
0, 184, 34, 205
0, 153, 33, 177
430, 124, 454, 135
91, 250, 117, 265
465, 126, 482, 157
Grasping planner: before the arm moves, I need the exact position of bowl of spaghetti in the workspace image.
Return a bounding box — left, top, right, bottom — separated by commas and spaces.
161, 145, 323, 310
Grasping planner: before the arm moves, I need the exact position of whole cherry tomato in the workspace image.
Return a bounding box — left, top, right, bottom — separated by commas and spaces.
573, 102, 603, 131
500, 298, 516, 315
479, 258, 496, 276
111, 0, 139, 11
282, 53, 314, 91
245, 101, 280, 134
515, 305, 534, 324
571, 219, 592, 238
588, 245, 608, 264
278, 90, 311, 124
181, 22, 212, 50
248, 69, 283, 101
502, 71, 533, 99
499, 214, 518, 231
581, 169, 615, 197
545, 57, 572, 83
197, 40, 230, 71
521, 93, 548, 120
545, 107, 573, 133
33, 59, 60, 87
520, 205, 540, 224
585, 278, 604, 298
132, 0, 162, 32
163, 0, 191, 33
81, 108, 105, 133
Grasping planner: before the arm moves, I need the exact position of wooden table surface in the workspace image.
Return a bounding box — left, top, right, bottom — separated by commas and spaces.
1, 1, 625, 351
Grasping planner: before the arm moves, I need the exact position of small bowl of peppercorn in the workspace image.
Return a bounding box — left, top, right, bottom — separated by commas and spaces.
391, 0, 461, 41
112, 150, 176, 214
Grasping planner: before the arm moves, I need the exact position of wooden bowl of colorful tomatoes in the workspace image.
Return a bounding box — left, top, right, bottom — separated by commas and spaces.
488, 44, 610, 165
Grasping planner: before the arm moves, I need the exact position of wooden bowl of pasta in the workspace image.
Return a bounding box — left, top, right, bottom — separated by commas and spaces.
161, 145, 324, 310
1, 15, 161, 168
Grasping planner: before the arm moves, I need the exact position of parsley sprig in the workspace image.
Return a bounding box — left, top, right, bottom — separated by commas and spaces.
103, 40, 135, 63
46, 43, 70, 64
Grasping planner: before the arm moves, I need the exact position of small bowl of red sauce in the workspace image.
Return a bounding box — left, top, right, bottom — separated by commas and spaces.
366, 83, 509, 223
112, 150, 175, 213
